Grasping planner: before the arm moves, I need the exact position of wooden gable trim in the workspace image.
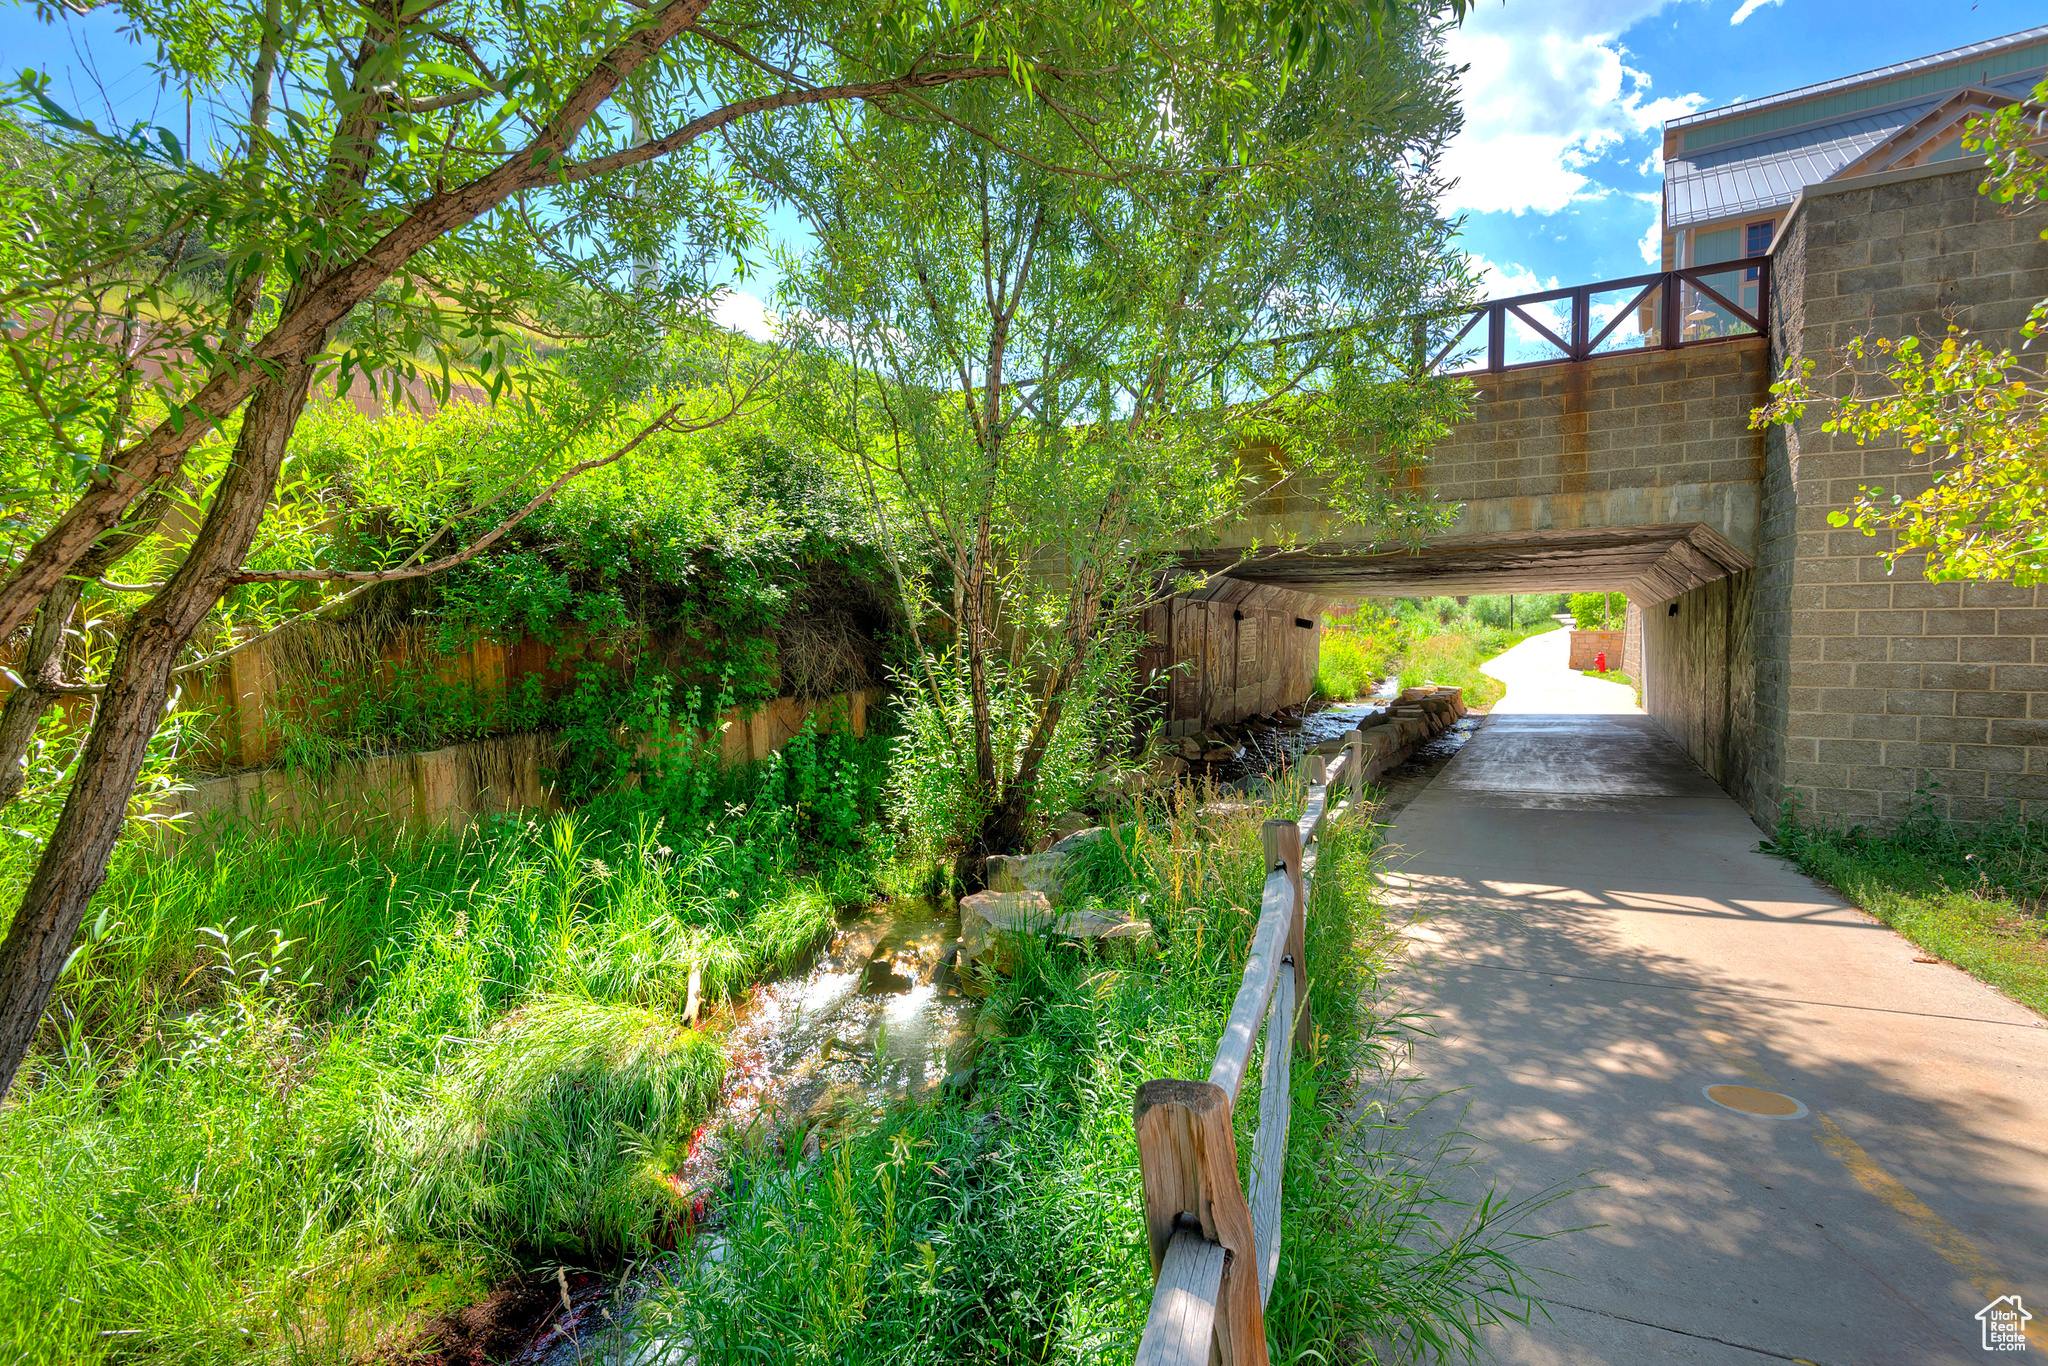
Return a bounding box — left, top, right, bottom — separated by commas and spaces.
1833, 87, 2021, 180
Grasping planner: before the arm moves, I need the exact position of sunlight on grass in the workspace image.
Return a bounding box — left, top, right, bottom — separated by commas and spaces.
0, 732, 886, 1364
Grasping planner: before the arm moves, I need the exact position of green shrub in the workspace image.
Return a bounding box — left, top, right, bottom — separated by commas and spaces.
0, 731, 891, 1363
888, 640, 1136, 861
1315, 628, 1394, 700
370, 996, 725, 1259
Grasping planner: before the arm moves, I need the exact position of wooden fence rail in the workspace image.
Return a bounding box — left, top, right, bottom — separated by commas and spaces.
1133, 729, 1367, 1366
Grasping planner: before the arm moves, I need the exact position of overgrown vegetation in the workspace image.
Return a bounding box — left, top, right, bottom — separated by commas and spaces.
202, 397, 904, 782
0, 727, 887, 1363
1767, 801, 2048, 1017
649, 784, 1556, 1362
1315, 598, 1565, 709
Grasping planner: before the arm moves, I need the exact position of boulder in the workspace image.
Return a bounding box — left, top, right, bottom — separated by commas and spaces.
1051, 906, 1157, 959
960, 889, 1055, 972
960, 888, 1153, 972
1047, 809, 1097, 845
1201, 745, 1239, 762
1050, 825, 1106, 854
986, 850, 1069, 898
1195, 800, 1261, 833
1177, 735, 1203, 760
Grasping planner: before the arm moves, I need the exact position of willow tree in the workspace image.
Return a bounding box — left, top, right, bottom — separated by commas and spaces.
0, 0, 1388, 1098
767, 3, 1477, 880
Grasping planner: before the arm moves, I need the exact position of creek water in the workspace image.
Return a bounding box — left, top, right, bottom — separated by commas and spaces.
498, 896, 979, 1366
485, 677, 1465, 1364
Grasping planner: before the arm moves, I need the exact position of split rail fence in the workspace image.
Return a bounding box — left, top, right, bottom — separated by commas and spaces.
1132, 728, 1367, 1366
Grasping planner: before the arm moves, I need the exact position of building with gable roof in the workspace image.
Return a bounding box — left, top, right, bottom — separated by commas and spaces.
1660, 25, 2048, 293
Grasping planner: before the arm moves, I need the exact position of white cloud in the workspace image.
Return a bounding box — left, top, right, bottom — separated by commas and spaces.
1639, 203, 1665, 265
1730, 0, 1783, 23
711, 288, 777, 341
1471, 255, 1554, 299
1439, 2, 1709, 216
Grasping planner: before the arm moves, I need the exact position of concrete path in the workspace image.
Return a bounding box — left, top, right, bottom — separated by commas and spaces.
1381, 628, 2048, 1366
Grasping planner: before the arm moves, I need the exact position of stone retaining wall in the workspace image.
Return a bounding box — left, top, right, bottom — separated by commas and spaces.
1568, 629, 1626, 672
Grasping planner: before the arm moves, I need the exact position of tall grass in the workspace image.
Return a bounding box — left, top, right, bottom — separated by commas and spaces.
0, 728, 887, 1364
647, 781, 1555, 1361
1315, 627, 1397, 701
1768, 800, 2048, 1015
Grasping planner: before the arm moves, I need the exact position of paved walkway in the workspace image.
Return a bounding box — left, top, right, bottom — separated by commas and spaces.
1381, 628, 2048, 1365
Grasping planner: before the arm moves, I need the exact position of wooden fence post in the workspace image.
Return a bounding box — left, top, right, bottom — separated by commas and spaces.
1345, 729, 1363, 806
1262, 819, 1312, 1057
1134, 1080, 1269, 1366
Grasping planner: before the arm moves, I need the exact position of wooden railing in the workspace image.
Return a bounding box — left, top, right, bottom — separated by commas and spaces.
1425, 256, 1772, 375
1132, 730, 1366, 1366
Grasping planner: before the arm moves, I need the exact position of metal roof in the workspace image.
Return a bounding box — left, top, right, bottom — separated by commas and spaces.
1664, 71, 2040, 229
1669, 25, 2048, 137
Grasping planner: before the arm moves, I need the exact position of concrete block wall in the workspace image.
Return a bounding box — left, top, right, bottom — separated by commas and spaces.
1567, 629, 1626, 672
1764, 159, 2048, 825
1221, 341, 1771, 556
1423, 341, 1770, 552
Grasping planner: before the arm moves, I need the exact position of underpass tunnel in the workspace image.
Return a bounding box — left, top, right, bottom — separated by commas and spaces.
1156, 519, 1765, 820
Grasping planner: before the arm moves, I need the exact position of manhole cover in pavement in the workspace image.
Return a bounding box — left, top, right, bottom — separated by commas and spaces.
1704, 1084, 1807, 1118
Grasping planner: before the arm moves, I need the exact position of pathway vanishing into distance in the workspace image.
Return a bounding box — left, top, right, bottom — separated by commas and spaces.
1381, 629, 2048, 1365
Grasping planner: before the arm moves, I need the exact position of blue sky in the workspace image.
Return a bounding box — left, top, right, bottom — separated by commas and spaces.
1448, 0, 2045, 299
7, 1, 2045, 333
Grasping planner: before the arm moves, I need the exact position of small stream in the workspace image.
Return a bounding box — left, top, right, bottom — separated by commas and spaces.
477, 678, 1478, 1364
497, 897, 979, 1366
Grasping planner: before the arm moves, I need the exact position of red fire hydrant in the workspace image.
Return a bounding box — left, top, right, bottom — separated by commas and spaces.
1594, 650, 1608, 673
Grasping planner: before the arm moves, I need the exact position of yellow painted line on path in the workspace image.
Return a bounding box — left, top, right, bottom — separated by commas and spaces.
1701, 1031, 2045, 1350
1812, 1112, 2043, 1348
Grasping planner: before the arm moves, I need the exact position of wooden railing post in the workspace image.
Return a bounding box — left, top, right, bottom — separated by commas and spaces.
1134, 1080, 1269, 1366
1135, 767, 1348, 1364
1262, 819, 1311, 1058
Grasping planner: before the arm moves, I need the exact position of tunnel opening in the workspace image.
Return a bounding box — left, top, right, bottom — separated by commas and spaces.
1152, 520, 1762, 818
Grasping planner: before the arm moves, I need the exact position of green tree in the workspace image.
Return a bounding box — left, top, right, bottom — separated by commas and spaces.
769, 4, 1475, 878
1568, 591, 1625, 629
1752, 79, 2048, 586
0, 0, 1395, 1099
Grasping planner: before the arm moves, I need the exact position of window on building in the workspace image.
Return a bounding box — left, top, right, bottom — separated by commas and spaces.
1744, 220, 1774, 278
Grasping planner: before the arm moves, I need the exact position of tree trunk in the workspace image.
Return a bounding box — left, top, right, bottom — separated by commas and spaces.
0, 478, 183, 810
0, 578, 87, 809
0, 365, 315, 1099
